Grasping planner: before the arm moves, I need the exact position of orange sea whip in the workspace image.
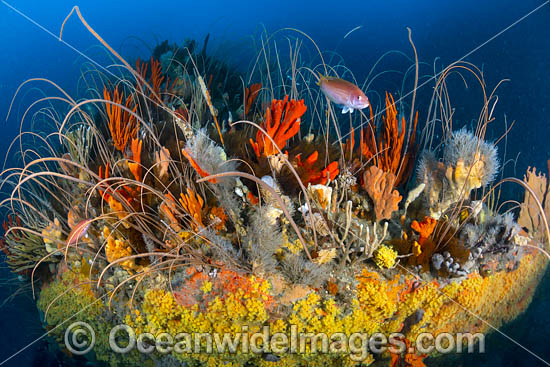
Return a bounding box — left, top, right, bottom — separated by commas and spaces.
103, 86, 138, 152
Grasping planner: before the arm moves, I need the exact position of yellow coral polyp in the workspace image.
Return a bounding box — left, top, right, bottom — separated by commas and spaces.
201, 280, 213, 293
373, 245, 398, 268
412, 240, 422, 256
42, 217, 63, 253
103, 226, 138, 271
106, 238, 132, 262
111, 251, 548, 367
285, 238, 303, 254
107, 196, 131, 228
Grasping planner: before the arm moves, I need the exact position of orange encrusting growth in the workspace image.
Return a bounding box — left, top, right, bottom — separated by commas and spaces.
411, 217, 437, 247
247, 191, 259, 205
250, 96, 306, 157
359, 108, 377, 164
96, 163, 140, 227
173, 266, 274, 311
209, 206, 228, 231
296, 151, 319, 167
390, 337, 427, 367
103, 86, 139, 152
316, 162, 339, 185
343, 103, 375, 164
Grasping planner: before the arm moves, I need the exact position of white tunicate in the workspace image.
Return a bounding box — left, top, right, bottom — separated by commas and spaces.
261, 175, 276, 188
298, 204, 310, 215
432, 253, 444, 270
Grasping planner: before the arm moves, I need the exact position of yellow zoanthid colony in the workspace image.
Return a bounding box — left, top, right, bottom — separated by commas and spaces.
1, 17, 548, 367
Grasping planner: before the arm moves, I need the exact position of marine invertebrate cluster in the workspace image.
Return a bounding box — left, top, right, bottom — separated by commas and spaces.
0, 19, 547, 367
417, 129, 500, 219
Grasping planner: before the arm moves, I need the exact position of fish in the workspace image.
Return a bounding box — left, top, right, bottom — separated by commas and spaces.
262, 353, 280, 362
400, 308, 425, 335
66, 219, 92, 246
317, 75, 369, 114
286, 74, 301, 85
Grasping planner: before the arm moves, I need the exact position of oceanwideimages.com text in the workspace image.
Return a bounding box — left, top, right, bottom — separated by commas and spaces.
65, 322, 485, 361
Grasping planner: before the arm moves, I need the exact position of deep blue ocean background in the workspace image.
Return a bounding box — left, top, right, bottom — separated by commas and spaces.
0, 0, 549, 366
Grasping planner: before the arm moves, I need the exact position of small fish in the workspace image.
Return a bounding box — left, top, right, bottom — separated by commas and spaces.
286, 74, 301, 86
318, 75, 369, 114
401, 309, 425, 335
66, 219, 92, 246
262, 353, 280, 362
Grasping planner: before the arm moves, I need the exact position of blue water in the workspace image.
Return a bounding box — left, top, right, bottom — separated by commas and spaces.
0, 0, 549, 366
